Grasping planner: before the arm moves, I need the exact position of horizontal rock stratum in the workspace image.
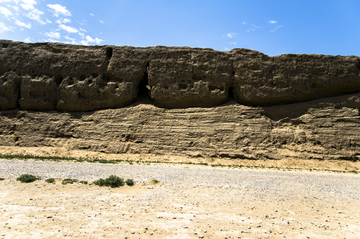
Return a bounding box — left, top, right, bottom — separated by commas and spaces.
0, 40, 360, 161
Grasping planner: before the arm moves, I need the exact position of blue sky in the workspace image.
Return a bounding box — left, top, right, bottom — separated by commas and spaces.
0, 0, 360, 56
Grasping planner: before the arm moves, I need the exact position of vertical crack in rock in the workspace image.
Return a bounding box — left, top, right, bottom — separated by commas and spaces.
228, 87, 234, 100
137, 62, 151, 100
106, 47, 113, 60
55, 74, 63, 86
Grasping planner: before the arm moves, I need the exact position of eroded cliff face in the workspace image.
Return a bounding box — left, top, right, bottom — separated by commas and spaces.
0, 40, 359, 161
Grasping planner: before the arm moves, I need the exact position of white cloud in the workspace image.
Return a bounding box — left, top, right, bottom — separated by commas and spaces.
0, 22, 13, 32
81, 35, 103, 45
15, 19, 31, 28
99, 20, 104, 24
47, 38, 59, 43
271, 25, 283, 33
229, 42, 237, 45
269, 20, 277, 24
0, 6, 13, 17
90, 13, 94, 17
86, 35, 103, 44
44, 31, 60, 39
65, 36, 75, 41
224, 47, 229, 51
47, 4, 71, 17
24, 37, 33, 42
26, 8, 45, 24
56, 18, 71, 24
79, 27, 86, 32
65, 36, 76, 44
59, 24, 78, 33
20, 0, 36, 10
227, 33, 236, 38
242, 21, 246, 25
9, 5, 19, 12
46, 18, 52, 24
78, 32, 84, 38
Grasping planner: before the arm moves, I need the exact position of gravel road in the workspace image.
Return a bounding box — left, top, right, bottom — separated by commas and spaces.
1, 159, 360, 238
1, 159, 359, 200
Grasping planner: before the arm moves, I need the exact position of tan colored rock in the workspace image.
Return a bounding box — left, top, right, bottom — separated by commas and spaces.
148, 47, 233, 107
0, 71, 20, 110
232, 50, 360, 105
0, 40, 360, 161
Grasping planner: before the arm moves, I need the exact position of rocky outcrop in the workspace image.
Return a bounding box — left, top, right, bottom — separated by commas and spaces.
0, 40, 360, 161
1, 40, 359, 110
148, 47, 233, 107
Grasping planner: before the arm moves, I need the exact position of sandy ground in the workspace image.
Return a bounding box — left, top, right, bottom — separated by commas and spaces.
1, 152, 360, 238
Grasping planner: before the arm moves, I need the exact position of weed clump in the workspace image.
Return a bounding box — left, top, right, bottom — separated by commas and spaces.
62, 178, 78, 185
16, 174, 39, 183
79, 180, 88, 184
149, 178, 160, 184
93, 175, 124, 188
45, 178, 55, 183
0, 178, 5, 181
125, 179, 134, 186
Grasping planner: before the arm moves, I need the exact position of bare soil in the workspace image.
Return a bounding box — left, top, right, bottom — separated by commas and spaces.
1, 146, 360, 173
1, 146, 360, 238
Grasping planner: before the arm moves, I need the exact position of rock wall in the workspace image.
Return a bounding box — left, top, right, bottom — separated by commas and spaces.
0, 40, 360, 161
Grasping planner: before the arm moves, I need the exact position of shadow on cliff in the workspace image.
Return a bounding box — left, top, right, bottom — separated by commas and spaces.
261, 92, 360, 121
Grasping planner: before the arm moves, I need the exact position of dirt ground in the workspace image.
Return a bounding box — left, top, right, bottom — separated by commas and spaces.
1, 146, 360, 238
1, 146, 360, 173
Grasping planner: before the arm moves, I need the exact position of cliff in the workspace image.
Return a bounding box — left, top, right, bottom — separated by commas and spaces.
1, 40, 360, 161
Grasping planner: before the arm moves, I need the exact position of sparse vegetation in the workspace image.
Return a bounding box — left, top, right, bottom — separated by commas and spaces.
125, 179, 134, 186
45, 178, 55, 183
62, 178, 78, 185
1, 153, 359, 174
93, 175, 125, 188
0, 177, 5, 181
79, 180, 88, 184
16, 174, 39, 183
149, 178, 160, 184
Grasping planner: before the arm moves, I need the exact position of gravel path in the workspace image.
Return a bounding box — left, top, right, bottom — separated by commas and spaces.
1, 159, 360, 200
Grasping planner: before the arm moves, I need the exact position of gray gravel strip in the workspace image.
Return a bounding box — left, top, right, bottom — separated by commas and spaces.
1, 159, 360, 201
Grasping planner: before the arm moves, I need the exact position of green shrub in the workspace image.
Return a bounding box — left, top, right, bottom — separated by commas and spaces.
62, 178, 78, 185
16, 174, 39, 183
45, 178, 55, 183
149, 178, 160, 184
125, 179, 134, 186
79, 180, 88, 184
0, 178, 5, 181
93, 175, 124, 188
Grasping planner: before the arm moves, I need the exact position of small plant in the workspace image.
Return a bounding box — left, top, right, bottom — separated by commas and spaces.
0, 178, 5, 181
62, 178, 78, 185
16, 174, 39, 183
93, 175, 124, 188
45, 178, 55, 183
125, 179, 134, 186
79, 180, 88, 184
149, 178, 160, 184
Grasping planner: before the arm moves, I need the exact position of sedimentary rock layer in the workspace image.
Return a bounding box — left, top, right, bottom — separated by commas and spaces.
0, 40, 359, 160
